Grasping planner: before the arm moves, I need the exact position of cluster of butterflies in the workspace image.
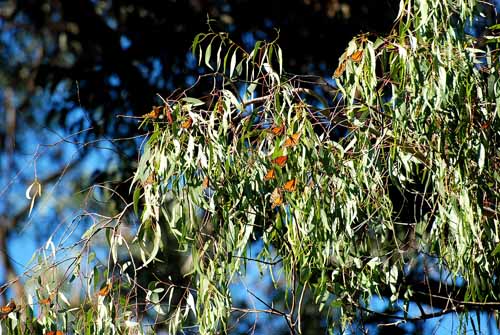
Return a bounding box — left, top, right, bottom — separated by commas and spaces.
196, 122, 302, 209
144, 99, 306, 211
265, 124, 301, 209
144, 95, 228, 130
37, 283, 111, 307
0, 300, 63, 334
0, 283, 113, 333
143, 104, 194, 129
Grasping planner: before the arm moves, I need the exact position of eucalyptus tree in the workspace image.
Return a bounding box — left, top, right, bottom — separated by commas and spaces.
2, 0, 500, 334
128, 0, 500, 332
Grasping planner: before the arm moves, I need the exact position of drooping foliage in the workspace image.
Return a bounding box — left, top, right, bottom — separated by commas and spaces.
2, 0, 500, 334
130, 0, 500, 333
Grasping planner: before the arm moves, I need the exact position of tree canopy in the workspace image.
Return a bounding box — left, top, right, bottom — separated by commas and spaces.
0, 2, 397, 316
130, 0, 500, 333
1, 0, 500, 334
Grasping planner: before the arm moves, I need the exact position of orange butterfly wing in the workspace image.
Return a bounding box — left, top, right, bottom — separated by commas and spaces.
333, 62, 346, 78
0, 301, 15, 314
144, 173, 155, 186
272, 155, 288, 167
39, 297, 51, 305
98, 283, 111, 297
351, 50, 363, 63
284, 132, 301, 148
0, 306, 12, 314
163, 105, 173, 124
45, 331, 64, 335
264, 169, 276, 181
181, 117, 193, 129
144, 106, 161, 119
216, 98, 224, 114
202, 176, 210, 188
283, 179, 297, 192
270, 188, 283, 209
270, 124, 285, 136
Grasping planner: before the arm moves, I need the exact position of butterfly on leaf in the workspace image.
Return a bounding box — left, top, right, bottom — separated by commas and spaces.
216, 98, 225, 114
283, 179, 297, 192
181, 117, 193, 129
333, 61, 346, 78
143, 106, 161, 119
270, 188, 283, 209
202, 176, 210, 188
39, 296, 52, 305
351, 50, 363, 63
284, 132, 301, 148
163, 104, 174, 124
98, 283, 112, 297
143, 173, 155, 186
270, 124, 285, 136
264, 169, 276, 181
272, 155, 288, 167
0, 300, 15, 316
481, 117, 493, 129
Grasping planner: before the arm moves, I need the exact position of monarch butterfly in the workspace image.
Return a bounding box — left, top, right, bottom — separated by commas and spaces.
264, 169, 276, 181
270, 124, 285, 136
217, 98, 224, 114
45, 331, 64, 335
144, 106, 161, 119
283, 179, 297, 192
163, 104, 174, 124
272, 155, 288, 167
202, 176, 210, 188
351, 50, 363, 63
0, 301, 15, 314
98, 283, 112, 297
181, 117, 193, 129
144, 173, 155, 186
270, 188, 283, 209
284, 132, 301, 148
333, 61, 346, 78
39, 297, 52, 305
481, 118, 492, 129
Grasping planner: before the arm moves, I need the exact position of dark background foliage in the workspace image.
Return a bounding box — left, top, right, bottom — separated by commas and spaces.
0, 0, 398, 155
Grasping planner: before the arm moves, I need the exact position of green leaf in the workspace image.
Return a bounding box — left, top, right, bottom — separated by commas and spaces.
235, 59, 244, 77
478, 142, 485, 174
138, 222, 162, 269
223, 45, 233, 73
191, 33, 203, 55
229, 49, 237, 79
205, 43, 213, 70
133, 186, 141, 217
93, 266, 100, 292
216, 42, 223, 71
277, 46, 283, 75
181, 97, 205, 106
492, 243, 500, 256
186, 292, 196, 317
268, 44, 274, 64
489, 23, 500, 30
251, 41, 261, 62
